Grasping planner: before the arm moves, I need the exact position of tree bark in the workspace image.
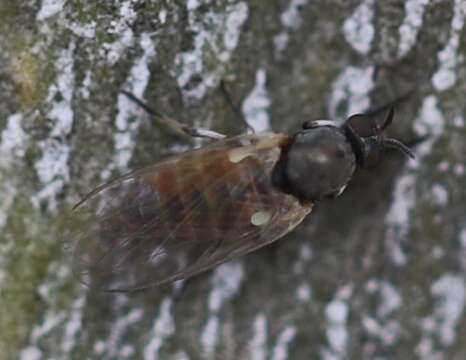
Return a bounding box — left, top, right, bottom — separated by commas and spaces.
1, 0, 465, 359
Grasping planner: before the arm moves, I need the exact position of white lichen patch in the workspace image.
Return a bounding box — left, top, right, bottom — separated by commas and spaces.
417, 274, 466, 357
32, 42, 75, 212
201, 261, 244, 356
460, 228, 466, 270
362, 280, 402, 346
20, 309, 67, 360
271, 325, 296, 360
173, 1, 248, 100
104, 28, 135, 66
325, 300, 349, 354
397, 0, 431, 58
322, 285, 353, 359
362, 316, 400, 347
293, 242, 313, 275
431, 184, 448, 206
18, 264, 83, 356
36, 0, 66, 21
0, 114, 28, 229
385, 174, 415, 265
61, 290, 87, 353
296, 283, 312, 301
412, 96, 445, 158
19, 347, 42, 360
248, 314, 267, 360
200, 316, 219, 358
143, 298, 175, 360
454, 163, 465, 176
342, 0, 374, 55
108, 0, 138, 34
102, 32, 156, 179
97, 0, 140, 65
329, 65, 375, 120
208, 261, 244, 313
365, 280, 402, 318
273, 0, 310, 58
453, 114, 465, 127
0, 114, 28, 162
65, 20, 97, 39
431, 274, 466, 346
242, 69, 271, 132
432, 0, 466, 91
385, 96, 445, 265
103, 307, 144, 358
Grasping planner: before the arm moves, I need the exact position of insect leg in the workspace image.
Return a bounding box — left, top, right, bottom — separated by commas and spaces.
219, 80, 255, 134
121, 90, 226, 140
364, 89, 415, 117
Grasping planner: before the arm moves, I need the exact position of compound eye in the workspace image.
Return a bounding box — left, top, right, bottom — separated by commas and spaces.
345, 113, 376, 137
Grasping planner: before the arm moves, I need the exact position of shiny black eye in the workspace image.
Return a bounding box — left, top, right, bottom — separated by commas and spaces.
343, 108, 414, 168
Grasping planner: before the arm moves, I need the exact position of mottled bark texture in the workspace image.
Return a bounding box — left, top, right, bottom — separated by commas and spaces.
1, 0, 465, 359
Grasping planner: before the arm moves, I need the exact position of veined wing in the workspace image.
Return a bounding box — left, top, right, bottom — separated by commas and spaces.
67, 133, 313, 291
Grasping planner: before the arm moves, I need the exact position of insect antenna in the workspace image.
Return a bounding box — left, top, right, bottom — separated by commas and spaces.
343, 107, 415, 168
379, 107, 394, 131
363, 89, 415, 118
383, 138, 415, 158
219, 80, 255, 134
121, 90, 225, 140
121, 90, 163, 119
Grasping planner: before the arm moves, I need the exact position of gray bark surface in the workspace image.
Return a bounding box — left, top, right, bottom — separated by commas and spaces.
0, 0, 465, 359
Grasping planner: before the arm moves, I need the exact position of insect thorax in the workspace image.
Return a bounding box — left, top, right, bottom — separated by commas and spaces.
273, 124, 356, 202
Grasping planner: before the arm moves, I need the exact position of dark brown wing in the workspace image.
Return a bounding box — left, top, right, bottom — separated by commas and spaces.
67, 133, 313, 291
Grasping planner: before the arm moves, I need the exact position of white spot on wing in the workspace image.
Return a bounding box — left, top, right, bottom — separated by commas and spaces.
251, 211, 272, 226
228, 147, 255, 163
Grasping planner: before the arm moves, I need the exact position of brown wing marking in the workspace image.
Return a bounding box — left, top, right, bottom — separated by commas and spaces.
68, 133, 312, 291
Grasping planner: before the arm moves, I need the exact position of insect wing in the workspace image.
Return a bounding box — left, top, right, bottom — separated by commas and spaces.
68, 133, 312, 291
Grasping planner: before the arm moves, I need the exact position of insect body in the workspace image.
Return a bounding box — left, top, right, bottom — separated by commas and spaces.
69, 106, 413, 292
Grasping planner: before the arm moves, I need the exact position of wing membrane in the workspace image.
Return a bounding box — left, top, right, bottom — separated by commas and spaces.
67, 133, 312, 291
